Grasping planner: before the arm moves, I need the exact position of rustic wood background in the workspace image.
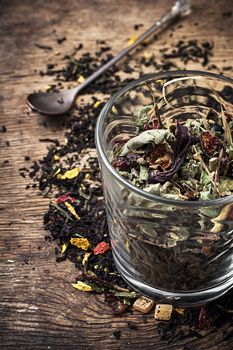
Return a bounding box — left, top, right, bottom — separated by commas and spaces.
0, 0, 233, 349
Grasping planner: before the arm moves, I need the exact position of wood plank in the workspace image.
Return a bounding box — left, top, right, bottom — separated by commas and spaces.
0, 0, 233, 349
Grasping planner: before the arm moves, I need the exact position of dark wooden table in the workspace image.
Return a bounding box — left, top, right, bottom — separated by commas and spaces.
0, 0, 233, 349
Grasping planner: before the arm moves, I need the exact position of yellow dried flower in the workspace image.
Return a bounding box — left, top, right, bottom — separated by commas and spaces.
174, 307, 185, 316
53, 168, 61, 176
82, 252, 92, 265
45, 85, 52, 92
64, 202, 80, 220
77, 75, 85, 84
72, 281, 92, 292
128, 34, 138, 46
61, 242, 68, 254
70, 237, 90, 250
94, 100, 100, 108
84, 173, 91, 180
54, 155, 60, 161
57, 168, 80, 180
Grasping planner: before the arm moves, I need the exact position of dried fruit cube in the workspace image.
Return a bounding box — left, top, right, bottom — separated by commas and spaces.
154, 304, 173, 321
133, 296, 155, 314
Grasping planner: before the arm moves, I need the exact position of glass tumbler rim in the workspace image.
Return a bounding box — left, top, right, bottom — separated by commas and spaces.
95, 70, 233, 208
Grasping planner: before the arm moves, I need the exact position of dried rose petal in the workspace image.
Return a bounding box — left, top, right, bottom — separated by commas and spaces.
201, 131, 222, 157
150, 143, 173, 170
56, 194, 76, 204
153, 119, 159, 129
197, 307, 211, 330
148, 123, 194, 183
93, 242, 111, 255
144, 119, 159, 130
112, 157, 129, 171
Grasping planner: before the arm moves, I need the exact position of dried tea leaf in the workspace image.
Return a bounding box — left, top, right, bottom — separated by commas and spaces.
200, 171, 212, 186
144, 183, 162, 194
57, 168, 80, 180
136, 105, 153, 129
139, 165, 149, 181
221, 111, 233, 146
70, 237, 91, 250
105, 294, 127, 315
218, 179, 233, 193
112, 291, 138, 298
119, 129, 173, 156
72, 281, 92, 292
49, 203, 73, 221
64, 202, 80, 220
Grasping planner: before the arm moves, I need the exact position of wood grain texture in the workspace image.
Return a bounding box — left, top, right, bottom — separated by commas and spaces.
0, 0, 233, 349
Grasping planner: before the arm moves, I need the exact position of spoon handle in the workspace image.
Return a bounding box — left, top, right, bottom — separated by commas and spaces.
75, 0, 191, 94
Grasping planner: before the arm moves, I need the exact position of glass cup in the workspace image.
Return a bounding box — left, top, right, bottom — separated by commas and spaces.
95, 70, 233, 306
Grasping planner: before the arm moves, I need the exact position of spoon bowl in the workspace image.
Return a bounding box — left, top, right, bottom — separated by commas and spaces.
27, 88, 77, 115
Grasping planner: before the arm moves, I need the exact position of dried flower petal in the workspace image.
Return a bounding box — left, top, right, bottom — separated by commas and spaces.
64, 202, 80, 220
197, 307, 210, 329
93, 242, 111, 255
61, 242, 68, 254
149, 124, 193, 183
112, 157, 129, 171
128, 34, 138, 46
57, 168, 80, 180
72, 281, 92, 292
200, 131, 222, 157
56, 194, 76, 204
150, 143, 173, 170
77, 75, 85, 84
82, 252, 92, 266
70, 237, 91, 250
94, 100, 100, 108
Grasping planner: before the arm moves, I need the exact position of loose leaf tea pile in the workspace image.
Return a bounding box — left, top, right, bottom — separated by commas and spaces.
24, 35, 233, 344
111, 87, 233, 200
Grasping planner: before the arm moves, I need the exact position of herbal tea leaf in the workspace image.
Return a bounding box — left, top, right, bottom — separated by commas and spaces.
119, 129, 173, 156
136, 105, 153, 129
